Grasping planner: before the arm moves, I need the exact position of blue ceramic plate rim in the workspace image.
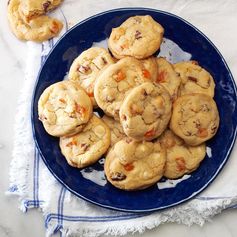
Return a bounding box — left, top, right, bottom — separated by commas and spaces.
31, 7, 237, 212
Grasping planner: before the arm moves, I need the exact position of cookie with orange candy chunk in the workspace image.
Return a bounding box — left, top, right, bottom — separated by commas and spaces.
119, 82, 172, 141
170, 94, 219, 146
104, 138, 166, 190
7, 0, 63, 42
94, 57, 148, 120
19, 0, 62, 22
159, 129, 206, 179
60, 115, 110, 168
140, 56, 158, 82
108, 15, 164, 59
174, 61, 215, 98
38, 81, 92, 137
68, 47, 114, 107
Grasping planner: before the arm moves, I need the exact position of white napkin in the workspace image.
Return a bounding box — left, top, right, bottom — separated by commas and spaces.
7, 1, 237, 237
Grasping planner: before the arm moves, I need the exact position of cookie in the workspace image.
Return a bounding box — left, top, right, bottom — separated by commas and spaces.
19, 0, 62, 22
119, 82, 172, 141
94, 57, 148, 120
7, 0, 63, 42
140, 56, 158, 82
156, 57, 181, 101
68, 47, 114, 107
174, 61, 215, 97
159, 129, 206, 179
104, 138, 166, 190
38, 80, 92, 137
102, 115, 126, 148
170, 94, 219, 146
60, 115, 111, 168
108, 15, 164, 59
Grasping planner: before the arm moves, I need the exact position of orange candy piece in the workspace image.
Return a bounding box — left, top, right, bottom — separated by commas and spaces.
197, 128, 208, 138
66, 139, 77, 147
124, 163, 134, 171
144, 129, 155, 138
142, 69, 151, 79
176, 157, 186, 172
116, 70, 126, 82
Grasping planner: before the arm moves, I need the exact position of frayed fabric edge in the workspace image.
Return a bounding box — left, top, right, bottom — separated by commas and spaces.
7, 42, 42, 205
43, 198, 237, 237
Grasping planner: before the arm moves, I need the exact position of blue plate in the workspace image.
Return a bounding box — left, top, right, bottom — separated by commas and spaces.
32, 8, 237, 212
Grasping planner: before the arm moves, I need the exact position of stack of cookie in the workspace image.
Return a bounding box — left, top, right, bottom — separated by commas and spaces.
7, 0, 63, 42
38, 15, 220, 191
38, 80, 111, 168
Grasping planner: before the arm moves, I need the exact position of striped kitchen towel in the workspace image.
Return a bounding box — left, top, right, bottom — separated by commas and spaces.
7, 1, 237, 236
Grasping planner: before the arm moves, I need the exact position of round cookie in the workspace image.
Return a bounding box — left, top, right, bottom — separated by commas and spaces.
108, 15, 164, 59
68, 47, 114, 107
19, 0, 62, 22
156, 57, 181, 101
7, 0, 62, 42
174, 61, 215, 97
140, 56, 158, 82
104, 138, 166, 190
38, 80, 92, 137
102, 115, 126, 148
60, 115, 111, 168
170, 93, 219, 146
159, 129, 206, 179
94, 57, 148, 120
119, 82, 172, 141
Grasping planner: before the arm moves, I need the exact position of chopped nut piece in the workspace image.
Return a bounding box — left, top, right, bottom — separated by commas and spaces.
143, 90, 148, 96
110, 172, 126, 181
43, 1, 51, 12
80, 143, 90, 151
201, 104, 210, 112
211, 124, 217, 134
101, 57, 107, 64
135, 30, 142, 39
121, 114, 127, 121
188, 76, 198, 83
77, 65, 90, 73
134, 17, 142, 23
194, 119, 201, 128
